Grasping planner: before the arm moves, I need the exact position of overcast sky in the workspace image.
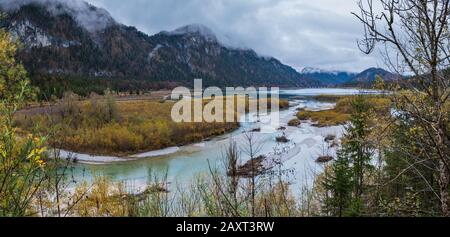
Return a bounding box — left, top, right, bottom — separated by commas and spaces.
86, 0, 382, 72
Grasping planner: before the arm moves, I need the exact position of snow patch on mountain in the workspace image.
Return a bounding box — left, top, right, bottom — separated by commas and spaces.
9, 19, 82, 49
10, 20, 52, 48
301, 67, 354, 76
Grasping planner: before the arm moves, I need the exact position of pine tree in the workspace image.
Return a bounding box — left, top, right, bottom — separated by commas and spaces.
323, 150, 353, 217
346, 95, 374, 200
323, 95, 375, 217
340, 95, 375, 215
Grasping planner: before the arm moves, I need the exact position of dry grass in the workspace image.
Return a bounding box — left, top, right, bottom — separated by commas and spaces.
296, 95, 392, 127
15, 95, 288, 156
288, 118, 301, 127
15, 99, 239, 156
297, 109, 351, 127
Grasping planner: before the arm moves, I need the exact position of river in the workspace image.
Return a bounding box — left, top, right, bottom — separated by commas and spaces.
64, 88, 377, 192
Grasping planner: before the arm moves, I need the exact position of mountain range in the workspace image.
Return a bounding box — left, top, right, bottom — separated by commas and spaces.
0, 0, 398, 96
300, 67, 398, 87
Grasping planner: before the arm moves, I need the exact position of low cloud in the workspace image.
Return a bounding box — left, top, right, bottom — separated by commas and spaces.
0, 0, 115, 32
87, 0, 382, 72
1, 0, 383, 72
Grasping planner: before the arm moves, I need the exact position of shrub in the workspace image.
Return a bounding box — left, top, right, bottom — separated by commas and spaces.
288, 118, 301, 127
297, 110, 350, 127
276, 135, 290, 143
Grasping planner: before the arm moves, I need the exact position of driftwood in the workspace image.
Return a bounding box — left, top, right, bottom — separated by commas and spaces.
227, 155, 266, 178
324, 134, 336, 143
276, 136, 289, 143
316, 156, 334, 163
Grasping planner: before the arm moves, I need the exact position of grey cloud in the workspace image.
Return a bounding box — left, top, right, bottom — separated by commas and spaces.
2, 0, 382, 72
86, 0, 381, 72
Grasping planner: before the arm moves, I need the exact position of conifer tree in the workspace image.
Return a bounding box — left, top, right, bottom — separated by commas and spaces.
323, 150, 353, 217
323, 95, 375, 216
345, 95, 374, 201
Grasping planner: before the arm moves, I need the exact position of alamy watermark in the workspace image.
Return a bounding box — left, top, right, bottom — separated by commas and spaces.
171, 79, 280, 133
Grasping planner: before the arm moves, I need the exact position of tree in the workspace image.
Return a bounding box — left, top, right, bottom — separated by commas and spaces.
225, 140, 240, 210
0, 29, 34, 103
353, 0, 450, 216
0, 22, 46, 216
346, 95, 374, 201
323, 95, 375, 216
104, 89, 118, 123
87, 89, 119, 126
323, 151, 353, 217
374, 75, 385, 91
241, 132, 264, 217
382, 118, 440, 215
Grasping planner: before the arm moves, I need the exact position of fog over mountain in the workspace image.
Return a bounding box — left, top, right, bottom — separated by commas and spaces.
1, 0, 385, 72
2, 0, 322, 94
0, 0, 115, 32
84, 0, 382, 72
0, 0, 397, 98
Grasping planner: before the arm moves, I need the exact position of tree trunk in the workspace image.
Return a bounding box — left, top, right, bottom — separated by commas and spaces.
438, 159, 450, 216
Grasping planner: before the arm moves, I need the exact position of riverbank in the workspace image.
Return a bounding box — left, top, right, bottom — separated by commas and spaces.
295, 94, 391, 127
52, 146, 181, 164
53, 94, 343, 165
54, 88, 378, 200
15, 95, 240, 157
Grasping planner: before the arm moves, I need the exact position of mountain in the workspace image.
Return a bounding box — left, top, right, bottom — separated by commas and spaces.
299, 67, 399, 87
0, 0, 314, 97
299, 67, 357, 86
0, 0, 398, 97
346, 67, 398, 86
